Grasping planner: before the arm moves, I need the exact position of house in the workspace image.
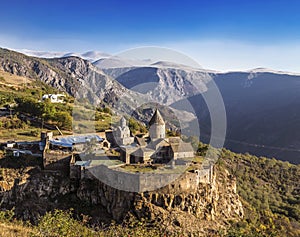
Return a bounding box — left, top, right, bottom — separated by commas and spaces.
41, 94, 66, 103
118, 109, 194, 164
41, 132, 110, 170
48, 134, 109, 152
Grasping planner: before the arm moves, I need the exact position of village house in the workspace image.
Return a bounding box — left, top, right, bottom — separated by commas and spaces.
41, 94, 66, 103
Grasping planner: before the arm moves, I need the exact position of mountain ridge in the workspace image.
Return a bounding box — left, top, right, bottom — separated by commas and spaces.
1, 47, 299, 163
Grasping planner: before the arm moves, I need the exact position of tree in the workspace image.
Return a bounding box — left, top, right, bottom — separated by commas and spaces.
38, 99, 56, 120
55, 112, 72, 130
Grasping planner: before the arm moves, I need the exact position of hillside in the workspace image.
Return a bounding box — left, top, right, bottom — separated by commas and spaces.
101, 64, 300, 164
188, 71, 300, 164
0, 48, 145, 115
103, 66, 210, 105
0, 148, 299, 236
219, 149, 300, 236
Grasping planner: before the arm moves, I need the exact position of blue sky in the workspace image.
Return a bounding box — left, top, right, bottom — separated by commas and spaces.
1, 0, 300, 71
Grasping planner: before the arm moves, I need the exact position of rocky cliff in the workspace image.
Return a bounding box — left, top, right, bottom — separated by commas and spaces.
0, 47, 145, 113
0, 164, 243, 235
103, 66, 212, 105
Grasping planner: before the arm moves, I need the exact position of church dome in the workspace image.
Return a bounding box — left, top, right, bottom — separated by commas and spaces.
149, 109, 165, 126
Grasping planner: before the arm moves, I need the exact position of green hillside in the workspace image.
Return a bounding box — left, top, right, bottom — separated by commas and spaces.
0, 72, 114, 141
0, 148, 299, 236
219, 149, 300, 236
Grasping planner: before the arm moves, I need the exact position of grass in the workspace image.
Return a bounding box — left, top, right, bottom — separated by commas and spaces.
121, 164, 156, 173
0, 128, 40, 142
192, 156, 204, 163
120, 164, 188, 174
89, 159, 123, 167
0, 222, 37, 237
72, 105, 113, 133
0, 70, 32, 87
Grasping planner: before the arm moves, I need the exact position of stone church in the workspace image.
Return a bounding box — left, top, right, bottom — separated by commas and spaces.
118, 109, 194, 164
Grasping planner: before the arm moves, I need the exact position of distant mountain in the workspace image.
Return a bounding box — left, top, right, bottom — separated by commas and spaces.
80, 51, 111, 61
109, 66, 211, 105
2, 47, 300, 163
150, 60, 202, 70
104, 64, 300, 164
93, 56, 152, 69
247, 67, 300, 76
93, 57, 135, 69
18, 49, 67, 58
0, 47, 196, 126
177, 71, 300, 164
0, 47, 142, 115
19, 49, 110, 62
63, 51, 110, 61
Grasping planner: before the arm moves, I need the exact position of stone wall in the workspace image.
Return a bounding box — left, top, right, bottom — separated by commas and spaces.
0, 161, 243, 234
75, 164, 243, 226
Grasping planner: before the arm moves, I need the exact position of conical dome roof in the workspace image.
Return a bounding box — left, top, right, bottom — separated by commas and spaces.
149, 109, 165, 125
120, 117, 127, 127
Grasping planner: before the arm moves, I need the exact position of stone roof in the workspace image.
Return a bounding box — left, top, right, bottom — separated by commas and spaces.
120, 117, 127, 127
168, 137, 181, 144
149, 109, 165, 126
148, 138, 167, 150
170, 141, 194, 153
131, 147, 155, 157
135, 136, 146, 146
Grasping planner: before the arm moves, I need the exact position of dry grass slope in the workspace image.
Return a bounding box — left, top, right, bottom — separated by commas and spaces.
0, 70, 32, 87
0, 222, 37, 237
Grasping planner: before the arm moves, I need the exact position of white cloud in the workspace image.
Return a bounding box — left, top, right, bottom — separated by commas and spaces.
2, 33, 300, 73
160, 39, 300, 73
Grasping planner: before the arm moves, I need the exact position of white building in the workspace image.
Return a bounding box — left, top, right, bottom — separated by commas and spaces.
42, 94, 66, 103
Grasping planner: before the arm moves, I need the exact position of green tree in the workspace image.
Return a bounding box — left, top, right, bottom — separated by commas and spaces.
55, 111, 72, 130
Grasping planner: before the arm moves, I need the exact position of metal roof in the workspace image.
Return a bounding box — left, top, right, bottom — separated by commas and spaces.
75, 160, 91, 166
50, 134, 103, 148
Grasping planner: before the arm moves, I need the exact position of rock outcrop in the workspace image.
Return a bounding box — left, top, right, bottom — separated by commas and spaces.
0, 47, 144, 113
0, 164, 243, 234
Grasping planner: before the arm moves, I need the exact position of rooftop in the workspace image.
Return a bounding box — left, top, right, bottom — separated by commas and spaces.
50, 134, 103, 148
149, 109, 165, 126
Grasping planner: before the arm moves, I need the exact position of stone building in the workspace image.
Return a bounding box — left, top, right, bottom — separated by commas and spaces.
119, 109, 194, 164
149, 109, 165, 140
115, 117, 134, 146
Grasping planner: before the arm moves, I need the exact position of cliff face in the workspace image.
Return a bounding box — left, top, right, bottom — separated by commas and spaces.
0, 165, 243, 234
76, 166, 243, 234
0, 47, 144, 111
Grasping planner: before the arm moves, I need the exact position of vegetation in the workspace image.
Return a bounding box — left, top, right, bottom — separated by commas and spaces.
0, 144, 299, 236
218, 149, 300, 237
128, 117, 147, 134
0, 209, 163, 237
0, 73, 115, 137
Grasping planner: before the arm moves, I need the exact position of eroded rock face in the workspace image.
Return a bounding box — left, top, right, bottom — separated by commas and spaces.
138, 169, 243, 224
73, 166, 243, 224
0, 165, 243, 234
0, 48, 143, 109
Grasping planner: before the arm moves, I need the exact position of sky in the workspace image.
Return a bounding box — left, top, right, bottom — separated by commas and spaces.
1, 0, 300, 72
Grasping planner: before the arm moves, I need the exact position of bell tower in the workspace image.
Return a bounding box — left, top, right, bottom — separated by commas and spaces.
149, 109, 165, 140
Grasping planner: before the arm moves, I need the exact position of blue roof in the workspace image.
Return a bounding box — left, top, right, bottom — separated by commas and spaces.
75, 160, 91, 166
50, 134, 103, 148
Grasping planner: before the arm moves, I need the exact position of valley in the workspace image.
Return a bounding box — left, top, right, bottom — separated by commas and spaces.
0, 47, 299, 236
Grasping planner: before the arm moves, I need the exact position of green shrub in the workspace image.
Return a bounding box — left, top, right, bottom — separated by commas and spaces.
36, 209, 94, 237
0, 209, 14, 223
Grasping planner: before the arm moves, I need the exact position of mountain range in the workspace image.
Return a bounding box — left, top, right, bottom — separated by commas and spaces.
1, 47, 299, 164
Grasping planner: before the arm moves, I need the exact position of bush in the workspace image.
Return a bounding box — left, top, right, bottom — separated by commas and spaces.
55, 111, 72, 130
128, 118, 147, 134
36, 209, 94, 237
0, 209, 14, 223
